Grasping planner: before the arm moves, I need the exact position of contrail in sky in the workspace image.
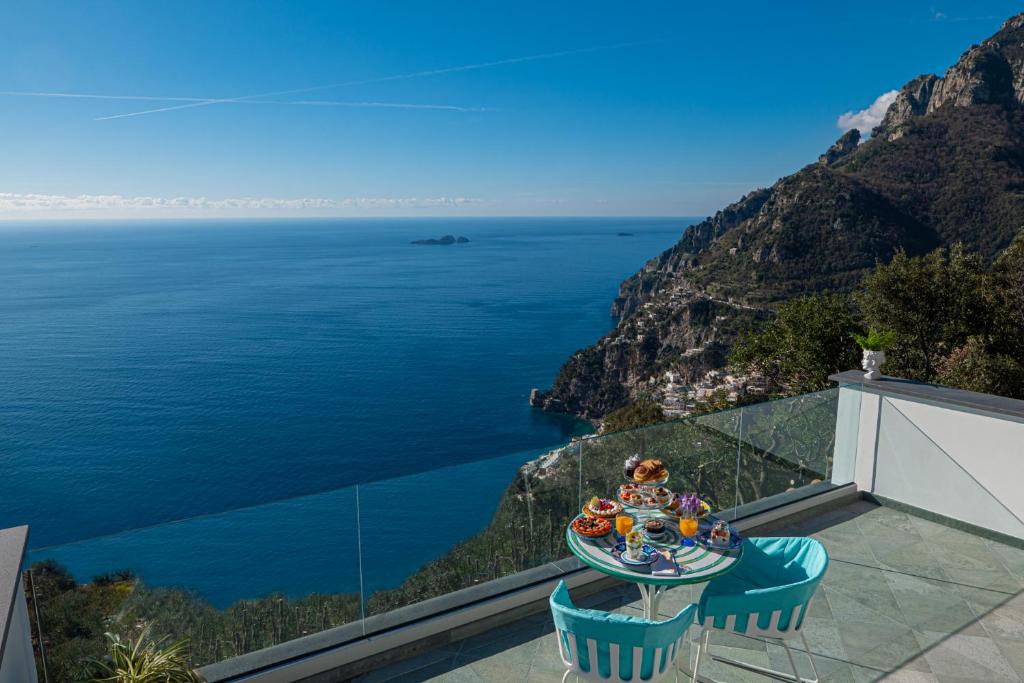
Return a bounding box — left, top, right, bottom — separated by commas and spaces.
0, 91, 493, 113
92, 39, 656, 121
0, 91, 208, 102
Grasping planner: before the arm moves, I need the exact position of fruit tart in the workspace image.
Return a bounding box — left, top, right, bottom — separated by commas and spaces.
586, 496, 622, 518
571, 514, 612, 538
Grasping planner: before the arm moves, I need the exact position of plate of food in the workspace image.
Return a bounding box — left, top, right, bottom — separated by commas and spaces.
570, 514, 613, 539
695, 523, 743, 551
583, 496, 623, 518
617, 485, 662, 509
625, 458, 669, 485
662, 493, 711, 518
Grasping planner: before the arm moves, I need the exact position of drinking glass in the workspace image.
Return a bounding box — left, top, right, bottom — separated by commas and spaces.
679, 512, 698, 547
615, 514, 634, 538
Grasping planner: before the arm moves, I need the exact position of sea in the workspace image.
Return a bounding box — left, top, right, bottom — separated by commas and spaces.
0, 217, 691, 605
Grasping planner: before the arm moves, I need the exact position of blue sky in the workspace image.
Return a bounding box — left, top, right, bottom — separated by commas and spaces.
0, 1, 1020, 219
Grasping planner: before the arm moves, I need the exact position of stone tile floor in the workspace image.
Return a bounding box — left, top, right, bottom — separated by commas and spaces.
357, 501, 1024, 682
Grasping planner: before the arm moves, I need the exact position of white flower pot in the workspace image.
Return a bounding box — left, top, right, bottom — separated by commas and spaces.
862, 349, 886, 380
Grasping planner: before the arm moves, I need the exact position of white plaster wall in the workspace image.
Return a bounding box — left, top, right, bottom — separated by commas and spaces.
832, 387, 880, 491
872, 395, 1024, 539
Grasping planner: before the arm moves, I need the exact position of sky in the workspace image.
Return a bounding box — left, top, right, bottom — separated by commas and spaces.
0, 1, 1021, 219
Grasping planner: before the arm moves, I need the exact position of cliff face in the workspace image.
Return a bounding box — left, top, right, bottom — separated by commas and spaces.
877, 14, 1024, 140
533, 13, 1024, 418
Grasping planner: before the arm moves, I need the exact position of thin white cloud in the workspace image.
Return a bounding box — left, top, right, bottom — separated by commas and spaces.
837, 90, 899, 135
924, 7, 996, 22
0, 192, 483, 215
0, 91, 492, 113
94, 40, 656, 121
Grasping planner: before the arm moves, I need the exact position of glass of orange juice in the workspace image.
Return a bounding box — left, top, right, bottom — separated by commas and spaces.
678, 512, 698, 547
615, 514, 634, 538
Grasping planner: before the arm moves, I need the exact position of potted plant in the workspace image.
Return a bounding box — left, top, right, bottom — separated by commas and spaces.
853, 328, 896, 380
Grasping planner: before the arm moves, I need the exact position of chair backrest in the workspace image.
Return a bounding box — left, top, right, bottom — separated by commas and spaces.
698, 536, 829, 638
549, 581, 697, 682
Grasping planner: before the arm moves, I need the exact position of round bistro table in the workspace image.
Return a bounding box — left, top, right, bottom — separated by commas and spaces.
566, 513, 743, 620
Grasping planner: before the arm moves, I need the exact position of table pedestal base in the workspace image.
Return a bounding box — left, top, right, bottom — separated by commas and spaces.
637, 583, 668, 620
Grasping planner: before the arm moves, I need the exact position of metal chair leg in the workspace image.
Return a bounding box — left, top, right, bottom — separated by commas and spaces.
801, 632, 821, 683
709, 632, 820, 683
691, 628, 710, 683
782, 639, 802, 682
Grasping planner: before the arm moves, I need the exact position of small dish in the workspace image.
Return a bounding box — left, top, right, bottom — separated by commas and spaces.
695, 527, 743, 551
613, 541, 659, 566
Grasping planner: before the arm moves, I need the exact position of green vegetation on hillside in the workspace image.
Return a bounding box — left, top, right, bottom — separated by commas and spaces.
731, 237, 1024, 398
731, 293, 861, 394
601, 398, 666, 433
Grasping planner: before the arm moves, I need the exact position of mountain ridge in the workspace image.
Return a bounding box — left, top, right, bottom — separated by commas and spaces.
533, 12, 1024, 418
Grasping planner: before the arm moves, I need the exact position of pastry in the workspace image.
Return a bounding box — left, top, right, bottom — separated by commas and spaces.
632, 458, 667, 482
653, 486, 672, 506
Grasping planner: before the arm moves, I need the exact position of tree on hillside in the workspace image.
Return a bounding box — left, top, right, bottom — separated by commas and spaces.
856, 245, 986, 382
732, 237, 1024, 400
729, 293, 860, 394
985, 231, 1024, 362
601, 398, 666, 433
938, 233, 1024, 398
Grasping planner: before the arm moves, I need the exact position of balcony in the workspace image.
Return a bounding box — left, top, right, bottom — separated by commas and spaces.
358, 499, 1024, 682
2, 371, 1022, 682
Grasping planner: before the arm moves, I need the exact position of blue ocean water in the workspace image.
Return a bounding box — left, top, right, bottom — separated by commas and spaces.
1, 217, 690, 604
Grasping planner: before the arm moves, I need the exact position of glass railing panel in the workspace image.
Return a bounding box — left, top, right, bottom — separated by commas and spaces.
18, 388, 865, 680
581, 411, 741, 517
359, 443, 580, 617
26, 485, 360, 680
736, 388, 850, 508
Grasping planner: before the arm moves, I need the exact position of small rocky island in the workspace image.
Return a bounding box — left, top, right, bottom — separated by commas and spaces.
412, 235, 470, 245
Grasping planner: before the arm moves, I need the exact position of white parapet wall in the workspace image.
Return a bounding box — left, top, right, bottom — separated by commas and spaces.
0, 526, 37, 683
831, 372, 1024, 540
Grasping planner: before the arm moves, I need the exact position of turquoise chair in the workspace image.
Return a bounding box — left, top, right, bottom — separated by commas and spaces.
693, 537, 829, 683
550, 580, 698, 683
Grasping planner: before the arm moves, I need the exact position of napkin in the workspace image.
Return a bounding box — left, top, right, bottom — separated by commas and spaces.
650, 553, 682, 577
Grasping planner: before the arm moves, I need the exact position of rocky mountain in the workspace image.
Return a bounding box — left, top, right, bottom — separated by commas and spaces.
533, 13, 1024, 419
